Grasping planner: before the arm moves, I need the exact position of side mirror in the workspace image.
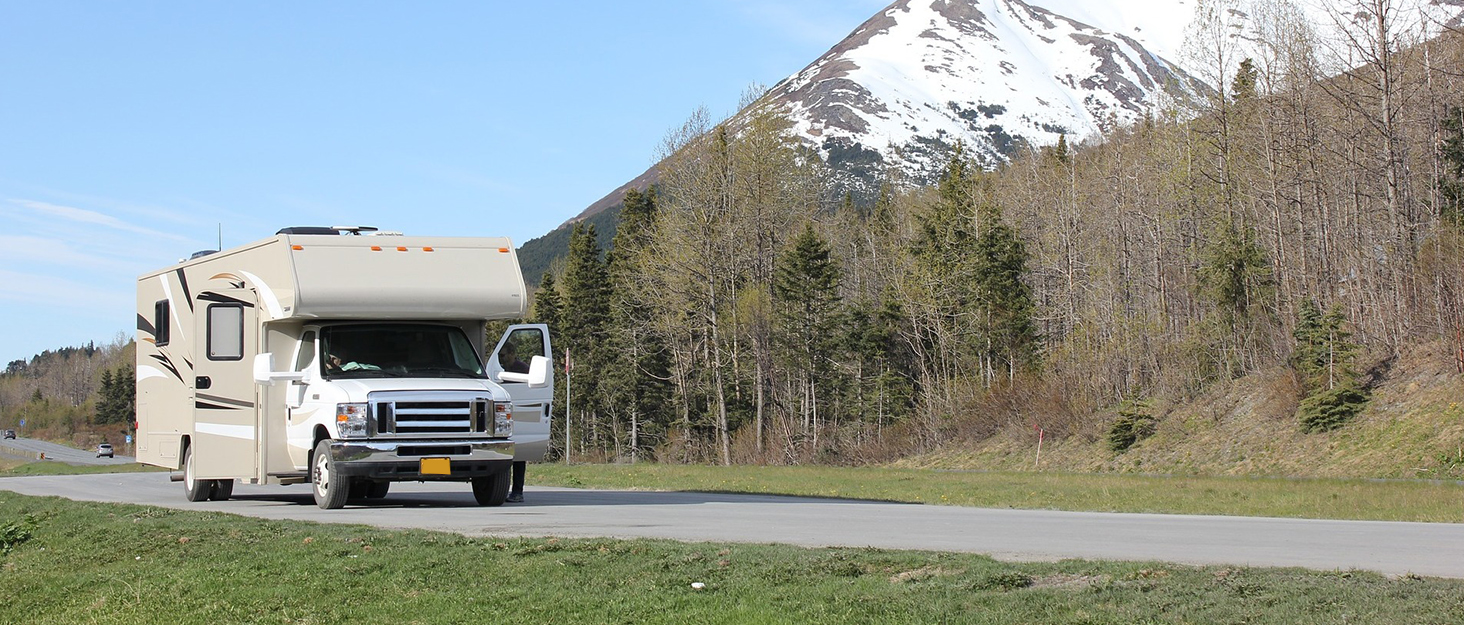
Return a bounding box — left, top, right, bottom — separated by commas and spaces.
253, 353, 275, 385
253, 353, 306, 386
498, 355, 550, 388
526, 355, 549, 389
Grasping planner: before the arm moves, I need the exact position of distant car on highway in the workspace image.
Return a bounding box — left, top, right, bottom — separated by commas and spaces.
3, 429, 14, 439
97, 443, 114, 458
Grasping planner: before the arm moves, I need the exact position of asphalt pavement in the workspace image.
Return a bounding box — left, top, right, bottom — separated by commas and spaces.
4, 471, 1464, 579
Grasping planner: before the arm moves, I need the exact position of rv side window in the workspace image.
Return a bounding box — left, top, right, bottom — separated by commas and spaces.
154, 300, 170, 346
294, 331, 317, 371
206, 304, 244, 361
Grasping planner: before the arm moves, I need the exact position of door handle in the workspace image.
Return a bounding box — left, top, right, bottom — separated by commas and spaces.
195, 376, 212, 390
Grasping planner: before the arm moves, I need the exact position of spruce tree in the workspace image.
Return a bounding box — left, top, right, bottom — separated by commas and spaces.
531, 272, 563, 332
559, 223, 612, 450
1231, 58, 1258, 102
773, 224, 844, 436
95, 369, 117, 424
1440, 106, 1464, 227
603, 187, 671, 460
972, 205, 1040, 378
1200, 220, 1272, 325
1291, 301, 1366, 432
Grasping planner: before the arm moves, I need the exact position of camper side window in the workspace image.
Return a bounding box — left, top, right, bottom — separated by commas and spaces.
154, 300, 170, 346
294, 331, 317, 372
206, 304, 244, 361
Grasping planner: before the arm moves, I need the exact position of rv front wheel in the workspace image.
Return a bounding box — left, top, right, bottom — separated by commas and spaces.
471, 469, 510, 506
182, 445, 212, 502
312, 440, 349, 509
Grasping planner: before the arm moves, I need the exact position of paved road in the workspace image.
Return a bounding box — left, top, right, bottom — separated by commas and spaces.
0, 437, 134, 465
5, 472, 1464, 578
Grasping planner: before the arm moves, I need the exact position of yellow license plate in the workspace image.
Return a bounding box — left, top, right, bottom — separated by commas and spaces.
420, 457, 451, 475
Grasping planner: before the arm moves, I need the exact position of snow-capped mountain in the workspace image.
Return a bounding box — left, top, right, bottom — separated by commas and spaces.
763, 0, 1209, 185
525, 0, 1464, 281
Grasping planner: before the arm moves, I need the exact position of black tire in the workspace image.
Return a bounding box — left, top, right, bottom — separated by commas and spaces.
182, 444, 212, 502
312, 439, 349, 510
365, 481, 390, 499
210, 479, 234, 501
471, 468, 511, 506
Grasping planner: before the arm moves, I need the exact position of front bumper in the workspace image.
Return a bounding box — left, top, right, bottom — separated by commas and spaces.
329, 438, 513, 481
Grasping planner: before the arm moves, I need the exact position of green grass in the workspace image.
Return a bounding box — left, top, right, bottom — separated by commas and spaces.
2, 491, 1463, 625
0, 461, 165, 477
528, 464, 1464, 523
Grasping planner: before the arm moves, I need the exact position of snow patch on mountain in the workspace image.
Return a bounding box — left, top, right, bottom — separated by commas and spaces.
764, 0, 1210, 185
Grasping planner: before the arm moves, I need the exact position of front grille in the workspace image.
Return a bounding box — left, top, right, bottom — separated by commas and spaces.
392, 401, 473, 434
369, 392, 495, 438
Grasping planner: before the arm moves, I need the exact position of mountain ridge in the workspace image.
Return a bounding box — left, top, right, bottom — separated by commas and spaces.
521, 0, 1210, 283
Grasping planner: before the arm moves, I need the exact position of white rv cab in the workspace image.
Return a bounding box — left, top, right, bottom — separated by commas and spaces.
135, 226, 554, 509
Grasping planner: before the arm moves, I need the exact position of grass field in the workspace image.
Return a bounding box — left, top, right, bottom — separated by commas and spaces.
0, 460, 164, 477
2, 491, 1462, 625
527, 463, 1464, 523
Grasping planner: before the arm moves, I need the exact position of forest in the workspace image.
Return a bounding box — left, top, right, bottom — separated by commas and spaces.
7, 1, 1464, 474
525, 1, 1464, 467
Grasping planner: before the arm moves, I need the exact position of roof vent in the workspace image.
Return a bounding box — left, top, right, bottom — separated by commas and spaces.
189, 250, 218, 260
277, 226, 381, 236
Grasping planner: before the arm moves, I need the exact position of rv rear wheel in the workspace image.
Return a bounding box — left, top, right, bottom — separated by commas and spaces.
210, 479, 234, 501
182, 445, 212, 502
312, 439, 349, 509
471, 469, 510, 506
365, 481, 389, 499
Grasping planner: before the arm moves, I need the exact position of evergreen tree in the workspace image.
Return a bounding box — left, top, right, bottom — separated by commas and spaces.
531, 272, 563, 332
1440, 105, 1464, 227
95, 369, 117, 424
1231, 57, 1258, 102
773, 224, 844, 438
972, 205, 1040, 379
1200, 220, 1272, 325
94, 365, 135, 425
559, 223, 612, 451
603, 187, 672, 461
1291, 300, 1366, 432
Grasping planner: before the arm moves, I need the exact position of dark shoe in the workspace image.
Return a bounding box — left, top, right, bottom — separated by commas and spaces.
505, 492, 524, 503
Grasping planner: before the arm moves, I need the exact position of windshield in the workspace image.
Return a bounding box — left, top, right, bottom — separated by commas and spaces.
320, 324, 486, 379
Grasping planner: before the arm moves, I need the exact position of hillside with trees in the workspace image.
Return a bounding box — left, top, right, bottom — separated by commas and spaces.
0, 338, 135, 449
524, 6, 1464, 478
8, 1, 1464, 480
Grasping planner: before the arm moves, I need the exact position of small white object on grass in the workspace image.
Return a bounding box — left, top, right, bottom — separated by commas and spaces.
690, 582, 706, 590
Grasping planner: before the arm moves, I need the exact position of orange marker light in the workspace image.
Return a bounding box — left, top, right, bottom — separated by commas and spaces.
371, 246, 382, 251
422, 247, 434, 252
498, 247, 510, 253
396, 246, 408, 252
291, 245, 303, 251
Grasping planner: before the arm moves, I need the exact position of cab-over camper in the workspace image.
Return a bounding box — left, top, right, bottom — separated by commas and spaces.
135, 226, 553, 509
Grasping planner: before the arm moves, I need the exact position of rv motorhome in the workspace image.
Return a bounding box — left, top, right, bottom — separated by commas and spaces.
135, 226, 554, 509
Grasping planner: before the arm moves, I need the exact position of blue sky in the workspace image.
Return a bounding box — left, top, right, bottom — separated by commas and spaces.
0, 0, 890, 364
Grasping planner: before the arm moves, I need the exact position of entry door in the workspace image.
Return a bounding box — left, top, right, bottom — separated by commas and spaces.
487, 324, 553, 462
192, 288, 260, 480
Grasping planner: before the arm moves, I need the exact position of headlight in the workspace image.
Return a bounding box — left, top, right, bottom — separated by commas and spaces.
336, 403, 369, 439
493, 402, 513, 437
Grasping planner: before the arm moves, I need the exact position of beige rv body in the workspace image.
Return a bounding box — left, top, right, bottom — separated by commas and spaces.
135, 231, 553, 504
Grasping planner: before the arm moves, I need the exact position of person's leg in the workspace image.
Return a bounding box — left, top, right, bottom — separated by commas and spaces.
506, 460, 526, 503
